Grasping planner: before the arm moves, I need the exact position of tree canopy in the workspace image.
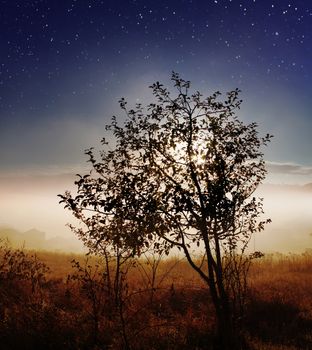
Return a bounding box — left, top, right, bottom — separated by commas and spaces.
60, 72, 272, 349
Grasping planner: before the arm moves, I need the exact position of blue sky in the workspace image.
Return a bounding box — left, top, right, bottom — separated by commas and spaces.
0, 0, 311, 185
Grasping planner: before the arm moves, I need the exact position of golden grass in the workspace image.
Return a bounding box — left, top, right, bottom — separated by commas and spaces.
2, 247, 312, 349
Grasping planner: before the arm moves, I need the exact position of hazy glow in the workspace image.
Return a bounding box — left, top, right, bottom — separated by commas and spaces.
0, 173, 311, 253
256, 186, 312, 253
0, 175, 76, 239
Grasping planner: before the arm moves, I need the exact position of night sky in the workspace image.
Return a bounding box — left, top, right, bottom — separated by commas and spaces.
0, 0, 312, 249
1, 0, 312, 181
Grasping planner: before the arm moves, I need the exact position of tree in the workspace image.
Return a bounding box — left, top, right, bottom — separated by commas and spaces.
59, 72, 272, 349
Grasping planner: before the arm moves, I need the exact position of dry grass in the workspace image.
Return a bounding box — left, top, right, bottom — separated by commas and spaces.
1, 247, 312, 349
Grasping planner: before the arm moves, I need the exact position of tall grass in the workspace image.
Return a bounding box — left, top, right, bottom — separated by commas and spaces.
1, 242, 312, 349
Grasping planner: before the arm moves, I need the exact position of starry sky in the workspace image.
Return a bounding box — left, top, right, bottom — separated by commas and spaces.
1, 0, 312, 184
0, 0, 312, 249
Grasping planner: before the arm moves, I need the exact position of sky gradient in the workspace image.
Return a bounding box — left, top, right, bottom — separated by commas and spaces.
0, 0, 312, 248
1, 0, 312, 181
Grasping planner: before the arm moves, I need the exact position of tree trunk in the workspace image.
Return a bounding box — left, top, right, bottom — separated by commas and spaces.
213, 295, 248, 350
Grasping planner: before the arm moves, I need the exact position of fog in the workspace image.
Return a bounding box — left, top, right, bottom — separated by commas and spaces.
0, 174, 311, 253
0, 174, 77, 239
256, 184, 312, 253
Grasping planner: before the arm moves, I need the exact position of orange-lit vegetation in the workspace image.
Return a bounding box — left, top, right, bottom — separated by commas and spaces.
1, 241, 312, 350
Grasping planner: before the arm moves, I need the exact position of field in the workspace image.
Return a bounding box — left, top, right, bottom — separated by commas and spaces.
1, 243, 312, 350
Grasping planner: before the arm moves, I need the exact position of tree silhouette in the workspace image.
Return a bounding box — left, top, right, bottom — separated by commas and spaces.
59, 72, 272, 349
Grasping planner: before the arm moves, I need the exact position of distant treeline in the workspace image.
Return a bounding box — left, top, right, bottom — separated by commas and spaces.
0, 227, 83, 252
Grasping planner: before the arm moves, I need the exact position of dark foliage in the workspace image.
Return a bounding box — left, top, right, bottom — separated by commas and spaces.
59, 72, 272, 348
